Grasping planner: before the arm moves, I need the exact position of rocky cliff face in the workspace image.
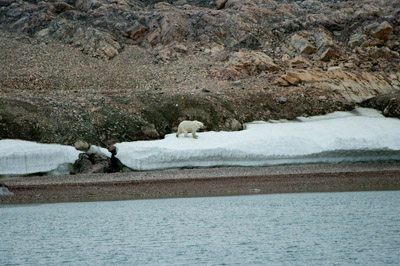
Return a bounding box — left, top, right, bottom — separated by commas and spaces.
1, 0, 399, 145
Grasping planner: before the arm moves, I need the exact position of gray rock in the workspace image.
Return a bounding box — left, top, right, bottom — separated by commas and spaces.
361, 93, 400, 118
348, 33, 365, 48
74, 153, 93, 173
276, 96, 287, 104
224, 118, 242, 131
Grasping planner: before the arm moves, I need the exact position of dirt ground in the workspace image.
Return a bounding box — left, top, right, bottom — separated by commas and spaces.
2, 162, 400, 204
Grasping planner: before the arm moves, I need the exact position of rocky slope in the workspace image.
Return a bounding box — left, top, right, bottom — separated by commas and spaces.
1, 0, 400, 147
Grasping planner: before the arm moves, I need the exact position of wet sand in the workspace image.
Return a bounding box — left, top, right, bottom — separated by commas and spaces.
1, 162, 400, 204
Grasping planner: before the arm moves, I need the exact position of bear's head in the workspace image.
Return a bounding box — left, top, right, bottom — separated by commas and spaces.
194, 121, 204, 130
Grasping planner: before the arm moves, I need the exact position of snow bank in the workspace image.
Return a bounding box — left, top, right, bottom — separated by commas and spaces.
0, 139, 81, 176
1, 108, 399, 175
115, 108, 400, 170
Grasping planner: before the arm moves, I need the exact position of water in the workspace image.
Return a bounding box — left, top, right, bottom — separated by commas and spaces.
1, 191, 400, 265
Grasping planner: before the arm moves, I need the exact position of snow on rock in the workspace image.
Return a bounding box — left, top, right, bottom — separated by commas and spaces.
116, 108, 400, 170
87, 145, 112, 158
0, 139, 81, 176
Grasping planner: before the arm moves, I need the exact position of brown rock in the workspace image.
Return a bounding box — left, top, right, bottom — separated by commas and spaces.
159, 13, 190, 45
274, 77, 290, 87
49, 2, 75, 14
107, 139, 118, 155
283, 74, 301, 86
172, 43, 187, 53
156, 43, 187, 62
370, 21, 393, 40
320, 47, 338, 62
89, 163, 106, 174
125, 21, 149, 41
212, 51, 280, 80
217, 0, 229, 9
141, 124, 159, 139
280, 70, 395, 102
74, 140, 90, 151
291, 33, 316, 55
289, 56, 311, 69
101, 46, 118, 59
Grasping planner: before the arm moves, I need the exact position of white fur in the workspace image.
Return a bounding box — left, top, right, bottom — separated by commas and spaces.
176, 120, 204, 139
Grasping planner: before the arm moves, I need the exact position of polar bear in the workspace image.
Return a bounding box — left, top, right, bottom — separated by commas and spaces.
176, 120, 204, 139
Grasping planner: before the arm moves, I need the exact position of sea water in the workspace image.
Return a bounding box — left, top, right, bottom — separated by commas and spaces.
1, 191, 400, 265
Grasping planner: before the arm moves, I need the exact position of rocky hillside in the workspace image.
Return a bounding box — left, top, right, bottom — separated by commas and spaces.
1, 0, 399, 146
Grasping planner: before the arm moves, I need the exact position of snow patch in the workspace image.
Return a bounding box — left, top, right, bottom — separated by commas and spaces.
115, 108, 400, 170
0, 139, 81, 175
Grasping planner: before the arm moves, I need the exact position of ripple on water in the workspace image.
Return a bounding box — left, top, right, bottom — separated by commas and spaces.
1, 191, 400, 265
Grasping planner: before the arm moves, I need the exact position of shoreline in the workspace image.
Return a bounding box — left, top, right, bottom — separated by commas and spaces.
1, 162, 400, 205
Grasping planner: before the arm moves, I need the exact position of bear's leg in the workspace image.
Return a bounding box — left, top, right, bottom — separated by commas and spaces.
192, 132, 198, 139
183, 129, 189, 137
176, 127, 182, 138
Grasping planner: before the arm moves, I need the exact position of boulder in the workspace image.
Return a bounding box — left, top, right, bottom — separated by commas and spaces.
276, 96, 287, 104
223, 118, 242, 131
212, 51, 280, 80
141, 124, 160, 139
315, 30, 334, 50
289, 56, 311, 69
368, 21, 393, 40
217, 0, 229, 9
383, 97, 400, 118
73, 152, 112, 174
282, 73, 301, 85
361, 93, 400, 118
74, 140, 90, 151
91, 153, 111, 173
156, 42, 188, 61
88, 163, 107, 173
319, 47, 338, 62
274, 77, 290, 87
348, 33, 365, 48
291, 33, 316, 55
74, 153, 93, 173
125, 21, 149, 42
49, 2, 75, 14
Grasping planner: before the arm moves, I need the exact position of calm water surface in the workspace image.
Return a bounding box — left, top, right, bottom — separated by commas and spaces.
1, 191, 400, 265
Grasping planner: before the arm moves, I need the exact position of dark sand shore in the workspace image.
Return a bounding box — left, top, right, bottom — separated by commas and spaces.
1, 162, 400, 204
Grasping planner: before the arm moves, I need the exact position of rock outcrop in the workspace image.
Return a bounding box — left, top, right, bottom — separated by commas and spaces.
211, 51, 280, 80
361, 93, 400, 118
274, 70, 397, 103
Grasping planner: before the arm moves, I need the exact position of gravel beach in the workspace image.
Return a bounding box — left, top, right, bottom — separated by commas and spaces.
1, 162, 400, 204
